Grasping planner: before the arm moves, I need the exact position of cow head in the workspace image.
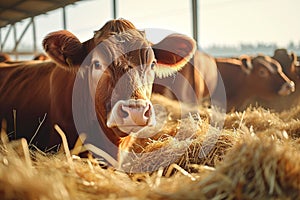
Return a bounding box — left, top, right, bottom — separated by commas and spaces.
33, 53, 49, 61
240, 55, 295, 99
43, 19, 196, 140
272, 49, 300, 79
0, 53, 11, 62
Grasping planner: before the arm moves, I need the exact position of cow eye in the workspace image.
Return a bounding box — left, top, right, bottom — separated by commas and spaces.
258, 68, 269, 78
150, 61, 156, 70
93, 60, 102, 70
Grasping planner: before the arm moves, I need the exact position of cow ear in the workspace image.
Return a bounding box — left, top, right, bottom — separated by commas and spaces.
240, 55, 252, 75
291, 52, 299, 66
290, 51, 300, 73
43, 30, 87, 69
152, 34, 196, 78
274, 48, 288, 56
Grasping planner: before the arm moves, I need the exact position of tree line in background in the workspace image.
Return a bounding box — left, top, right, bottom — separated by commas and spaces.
4, 41, 300, 59
203, 41, 300, 57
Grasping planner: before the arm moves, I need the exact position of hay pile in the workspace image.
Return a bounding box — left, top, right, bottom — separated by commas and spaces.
1, 94, 300, 199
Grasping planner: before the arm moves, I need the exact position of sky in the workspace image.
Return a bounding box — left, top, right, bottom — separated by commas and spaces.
1, 0, 300, 53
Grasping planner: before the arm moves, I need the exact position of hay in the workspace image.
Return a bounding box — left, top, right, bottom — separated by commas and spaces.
160, 134, 300, 200
198, 134, 300, 199
225, 106, 300, 139
1, 94, 300, 199
0, 140, 71, 200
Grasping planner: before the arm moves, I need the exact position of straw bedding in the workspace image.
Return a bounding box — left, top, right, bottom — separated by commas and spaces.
0, 94, 300, 199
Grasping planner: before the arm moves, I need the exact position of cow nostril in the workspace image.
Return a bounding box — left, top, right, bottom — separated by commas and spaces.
144, 104, 151, 118
119, 106, 129, 118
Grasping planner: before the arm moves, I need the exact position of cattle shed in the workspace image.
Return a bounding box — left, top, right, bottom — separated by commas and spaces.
0, 0, 86, 58
0, 0, 199, 59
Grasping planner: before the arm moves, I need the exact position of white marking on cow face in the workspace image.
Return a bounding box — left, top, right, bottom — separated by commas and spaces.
89, 41, 158, 135
106, 49, 157, 134
107, 99, 156, 133
278, 81, 295, 96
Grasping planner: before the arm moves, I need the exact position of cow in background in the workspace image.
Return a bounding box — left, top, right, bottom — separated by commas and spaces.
0, 53, 11, 62
0, 19, 196, 167
273, 49, 300, 77
0, 52, 48, 64
214, 55, 295, 112
33, 53, 49, 61
153, 52, 294, 112
153, 50, 218, 104
249, 49, 300, 111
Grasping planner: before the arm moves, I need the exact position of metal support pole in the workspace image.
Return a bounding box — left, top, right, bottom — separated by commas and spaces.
112, 0, 117, 19
13, 24, 18, 59
1, 25, 12, 50
0, 28, 2, 52
13, 19, 32, 52
192, 0, 198, 44
62, 7, 67, 29
32, 17, 37, 55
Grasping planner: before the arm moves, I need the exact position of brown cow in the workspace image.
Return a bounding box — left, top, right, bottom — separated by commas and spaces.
0, 53, 11, 62
249, 49, 300, 111
153, 52, 294, 112
153, 50, 218, 104
0, 52, 48, 64
273, 49, 300, 78
33, 53, 49, 61
0, 19, 196, 167
214, 55, 295, 111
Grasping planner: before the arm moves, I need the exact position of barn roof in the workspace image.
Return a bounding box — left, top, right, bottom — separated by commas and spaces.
0, 0, 84, 28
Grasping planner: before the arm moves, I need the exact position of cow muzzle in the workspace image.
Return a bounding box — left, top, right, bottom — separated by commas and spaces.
107, 99, 156, 133
278, 81, 295, 96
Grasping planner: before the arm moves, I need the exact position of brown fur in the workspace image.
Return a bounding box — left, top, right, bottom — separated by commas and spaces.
250, 49, 300, 111
153, 51, 217, 104
215, 55, 294, 112
0, 19, 196, 164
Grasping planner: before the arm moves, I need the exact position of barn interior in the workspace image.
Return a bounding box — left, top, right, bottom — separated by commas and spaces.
0, 1, 300, 199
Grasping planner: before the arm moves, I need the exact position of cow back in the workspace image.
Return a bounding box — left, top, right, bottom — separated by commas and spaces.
153, 50, 218, 104
0, 61, 57, 150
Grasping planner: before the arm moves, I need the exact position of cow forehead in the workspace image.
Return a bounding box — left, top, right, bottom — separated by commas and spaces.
126, 47, 155, 66
94, 28, 148, 47
253, 56, 281, 73
92, 36, 153, 68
